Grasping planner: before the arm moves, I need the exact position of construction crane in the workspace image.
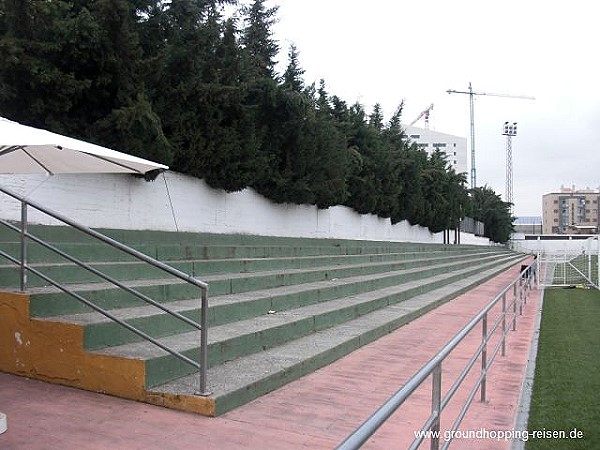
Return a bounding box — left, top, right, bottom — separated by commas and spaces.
409, 103, 434, 129
447, 83, 534, 188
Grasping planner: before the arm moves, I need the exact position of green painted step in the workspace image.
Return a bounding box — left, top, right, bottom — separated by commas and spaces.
27, 250, 510, 317
0, 224, 498, 250
91, 254, 523, 388
0, 246, 502, 289
0, 234, 500, 265
54, 252, 515, 350
149, 257, 525, 415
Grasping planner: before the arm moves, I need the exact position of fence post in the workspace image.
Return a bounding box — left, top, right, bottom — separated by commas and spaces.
198, 286, 209, 396
519, 289, 523, 316
501, 293, 507, 357
563, 249, 567, 285
481, 313, 488, 402
512, 284, 517, 331
536, 253, 540, 289
20, 201, 28, 292
431, 364, 442, 450
588, 252, 592, 286
597, 238, 600, 288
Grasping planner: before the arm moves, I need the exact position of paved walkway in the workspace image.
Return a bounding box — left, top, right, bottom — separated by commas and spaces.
0, 262, 539, 450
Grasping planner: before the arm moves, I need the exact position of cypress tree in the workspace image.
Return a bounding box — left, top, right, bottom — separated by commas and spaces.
240, 0, 279, 81
0, 0, 487, 236
343, 102, 382, 214
89, 0, 172, 164
0, 0, 171, 163
470, 185, 514, 243
282, 43, 304, 91
0, 0, 97, 131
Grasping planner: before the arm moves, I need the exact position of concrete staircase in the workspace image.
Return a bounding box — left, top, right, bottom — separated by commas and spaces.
0, 225, 526, 416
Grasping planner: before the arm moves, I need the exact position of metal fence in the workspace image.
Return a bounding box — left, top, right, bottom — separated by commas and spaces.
0, 185, 210, 395
460, 217, 485, 237
337, 261, 536, 450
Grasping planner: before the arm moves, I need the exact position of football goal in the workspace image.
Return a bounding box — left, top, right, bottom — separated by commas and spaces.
537, 236, 599, 290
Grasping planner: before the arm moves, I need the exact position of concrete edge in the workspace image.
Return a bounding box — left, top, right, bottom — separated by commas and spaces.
511, 288, 545, 450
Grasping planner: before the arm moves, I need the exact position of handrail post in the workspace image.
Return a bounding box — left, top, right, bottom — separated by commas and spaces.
519, 289, 523, 316
512, 284, 517, 331
197, 286, 209, 396
501, 293, 507, 357
20, 201, 28, 291
431, 364, 442, 450
480, 312, 488, 403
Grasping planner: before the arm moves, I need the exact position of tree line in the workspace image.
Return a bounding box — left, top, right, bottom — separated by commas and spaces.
0, 0, 513, 242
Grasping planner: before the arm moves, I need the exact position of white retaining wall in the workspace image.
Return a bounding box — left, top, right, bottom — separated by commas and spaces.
0, 172, 490, 245
510, 233, 600, 255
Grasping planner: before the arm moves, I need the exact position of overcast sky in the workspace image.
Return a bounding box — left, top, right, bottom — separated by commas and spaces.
260, 0, 600, 217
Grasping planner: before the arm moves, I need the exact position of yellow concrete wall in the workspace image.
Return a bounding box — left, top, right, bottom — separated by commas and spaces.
0, 290, 215, 416
0, 290, 146, 396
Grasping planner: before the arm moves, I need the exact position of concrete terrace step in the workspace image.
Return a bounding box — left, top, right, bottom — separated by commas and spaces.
46, 252, 515, 350
0, 223, 501, 256
148, 257, 524, 415
1, 241, 442, 264
0, 247, 501, 288
89, 254, 523, 389
0, 238, 501, 266
26, 250, 511, 317
1, 224, 495, 249
0, 224, 522, 417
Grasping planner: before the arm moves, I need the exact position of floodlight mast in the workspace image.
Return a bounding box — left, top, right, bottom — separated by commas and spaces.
502, 121, 518, 213
446, 83, 534, 189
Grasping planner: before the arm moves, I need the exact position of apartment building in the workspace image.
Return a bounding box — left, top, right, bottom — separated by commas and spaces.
404, 126, 468, 176
542, 185, 600, 234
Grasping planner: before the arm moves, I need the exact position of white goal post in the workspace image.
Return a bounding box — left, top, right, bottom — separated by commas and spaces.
537, 236, 599, 290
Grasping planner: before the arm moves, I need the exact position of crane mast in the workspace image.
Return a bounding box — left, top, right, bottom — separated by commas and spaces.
447, 83, 534, 189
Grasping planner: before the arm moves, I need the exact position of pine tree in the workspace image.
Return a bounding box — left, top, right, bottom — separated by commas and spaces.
149, 0, 258, 189
0, 0, 171, 164
369, 103, 384, 130
306, 80, 349, 208
0, 0, 481, 233
343, 102, 382, 214
0, 0, 97, 131
282, 43, 304, 91
89, 0, 172, 164
470, 185, 514, 243
240, 0, 279, 81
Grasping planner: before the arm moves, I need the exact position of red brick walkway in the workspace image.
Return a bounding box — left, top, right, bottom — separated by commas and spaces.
0, 262, 538, 449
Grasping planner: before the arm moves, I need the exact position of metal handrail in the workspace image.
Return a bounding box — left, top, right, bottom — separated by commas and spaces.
0, 185, 210, 395
337, 260, 536, 450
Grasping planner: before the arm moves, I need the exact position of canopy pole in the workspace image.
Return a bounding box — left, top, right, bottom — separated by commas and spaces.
162, 172, 179, 232
20, 200, 28, 291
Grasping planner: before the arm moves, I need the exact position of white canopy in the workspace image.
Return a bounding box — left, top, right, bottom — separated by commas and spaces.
0, 116, 168, 175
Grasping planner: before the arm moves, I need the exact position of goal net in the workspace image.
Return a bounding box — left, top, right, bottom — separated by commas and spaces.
537, 237, 599, 290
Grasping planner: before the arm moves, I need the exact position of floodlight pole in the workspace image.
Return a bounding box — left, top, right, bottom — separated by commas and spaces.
447, 84, 534, 189
502, 122, 517, 213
